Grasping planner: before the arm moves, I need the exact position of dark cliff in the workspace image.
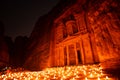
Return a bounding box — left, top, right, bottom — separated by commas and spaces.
0, 21, 9, 68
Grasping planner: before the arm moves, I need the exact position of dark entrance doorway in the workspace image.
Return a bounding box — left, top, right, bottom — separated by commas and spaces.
77, 50, 82, 64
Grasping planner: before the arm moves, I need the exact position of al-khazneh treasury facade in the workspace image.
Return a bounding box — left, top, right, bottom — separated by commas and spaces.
49, 0, 120, 67
24, 0, 120, 70
50, 13, 99, 67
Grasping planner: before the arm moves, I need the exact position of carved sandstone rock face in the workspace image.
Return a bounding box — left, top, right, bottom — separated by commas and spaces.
24, 0, 120, 70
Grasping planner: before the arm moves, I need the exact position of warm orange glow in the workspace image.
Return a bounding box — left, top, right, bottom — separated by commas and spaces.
0, 64, 116, 80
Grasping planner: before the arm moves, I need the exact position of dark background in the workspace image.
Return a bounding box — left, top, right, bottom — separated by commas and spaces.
0, 0, 60, 40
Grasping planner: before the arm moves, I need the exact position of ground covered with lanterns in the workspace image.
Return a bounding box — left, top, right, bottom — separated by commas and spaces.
0, 64, 119, 80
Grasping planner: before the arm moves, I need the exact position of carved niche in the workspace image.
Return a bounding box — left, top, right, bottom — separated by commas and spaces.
65, 20, 78, 36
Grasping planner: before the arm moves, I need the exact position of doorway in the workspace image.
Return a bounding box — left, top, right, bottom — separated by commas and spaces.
77, 50, 82, 64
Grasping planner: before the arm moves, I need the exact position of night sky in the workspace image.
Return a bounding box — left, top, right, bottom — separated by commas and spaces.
0, 0, 60, 40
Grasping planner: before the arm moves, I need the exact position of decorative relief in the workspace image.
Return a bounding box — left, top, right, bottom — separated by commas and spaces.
65, 20, 78, 35
77, 13, 88, 34
55, 19, 79, 44
55, 22, 64, 44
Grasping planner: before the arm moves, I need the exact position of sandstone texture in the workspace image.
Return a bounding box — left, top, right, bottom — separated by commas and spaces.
24, 0, 120, 70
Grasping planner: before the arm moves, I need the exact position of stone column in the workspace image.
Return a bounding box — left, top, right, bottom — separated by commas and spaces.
66, 45, 70, 65
56, 47, 60, 67
60, 45, 64, 66
56, 45, 63, 66
58, 46, 61, 66
74, 43, 78, 65
79, 39, 85, 64
63, 46, 67, 66
54, 48, 57, 66
57, 47, 60, 66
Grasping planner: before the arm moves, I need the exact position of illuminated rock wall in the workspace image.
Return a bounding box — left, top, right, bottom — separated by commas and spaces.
87, 0, 120, 62
24, 16, 52, 70
24, 0, 120, 70
50, 0, 120, 67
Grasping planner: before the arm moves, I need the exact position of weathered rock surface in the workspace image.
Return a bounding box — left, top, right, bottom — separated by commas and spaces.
4, 36, 14, 66
24, 0, 120, 70
0, 21, 9, 68
0, 21, 28, 68
11, 36, 28, 67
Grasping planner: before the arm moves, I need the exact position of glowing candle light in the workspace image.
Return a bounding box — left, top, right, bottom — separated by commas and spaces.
53, 75, 56, 79
90, 73, 93, 78
75, 75, 80, 78
106, 76, 109, 80
70, 77, 76, 80
85, 77, 88, 80
98, 77, 100, 80
0, 65, 116, 80
94, 71, 97, 74
84, 71, 86, 75
97, 74, 100, 77
61, 78, 64, 80
100, 72, 103, 76
3, 78, 6, 80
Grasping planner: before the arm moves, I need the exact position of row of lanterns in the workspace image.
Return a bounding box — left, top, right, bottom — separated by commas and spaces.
0, 64, 115, 80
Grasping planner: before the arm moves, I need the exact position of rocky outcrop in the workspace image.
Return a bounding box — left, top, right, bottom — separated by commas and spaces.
11, 36, 28, 67
87, 0, 120, 62
4, 36, 14, 66
0, 21, 29, 68
24, 0, 120, 70
0, 21, 9, 68
4, 36, 28, 68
